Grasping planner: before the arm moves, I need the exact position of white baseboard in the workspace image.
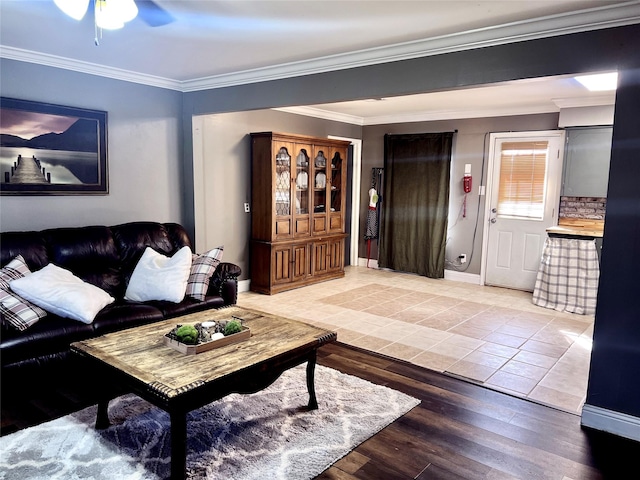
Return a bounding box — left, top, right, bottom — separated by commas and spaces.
356, 258, 481, 284
444, 270, 481, 285
581, 404, 640, 442
238, 279, 251, 293
357, 257, 379, 268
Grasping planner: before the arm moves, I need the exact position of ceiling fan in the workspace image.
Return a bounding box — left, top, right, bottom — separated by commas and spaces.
135, 0, 175, 27
54, 0, 174, 43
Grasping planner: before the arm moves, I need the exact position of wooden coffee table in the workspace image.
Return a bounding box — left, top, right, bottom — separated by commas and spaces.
71, 306, 337, 480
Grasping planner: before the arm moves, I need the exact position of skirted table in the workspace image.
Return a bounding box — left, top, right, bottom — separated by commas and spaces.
532, 235, 601, 315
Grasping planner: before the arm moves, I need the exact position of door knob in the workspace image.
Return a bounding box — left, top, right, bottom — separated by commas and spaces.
491, 208, 497, 213
490, 218, 497, 224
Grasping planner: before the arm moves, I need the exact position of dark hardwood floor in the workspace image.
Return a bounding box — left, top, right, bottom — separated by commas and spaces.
2, 342, 638, 479
316, 343, 639, 480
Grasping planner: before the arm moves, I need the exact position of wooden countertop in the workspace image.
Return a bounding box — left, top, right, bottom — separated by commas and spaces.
547, 219, 604, 238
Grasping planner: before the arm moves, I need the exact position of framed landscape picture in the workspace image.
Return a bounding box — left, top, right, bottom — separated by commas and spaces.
0, 97, 108, 195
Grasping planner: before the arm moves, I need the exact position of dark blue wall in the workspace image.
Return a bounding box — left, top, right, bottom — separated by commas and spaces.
586, 65, 640, 416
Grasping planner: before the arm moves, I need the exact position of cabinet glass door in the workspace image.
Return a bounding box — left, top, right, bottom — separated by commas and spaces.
313, 150, 327, 213
312, 149, 328, 234
293, 144, 311, 237
330, 150, 343, 213
275, 146, 291, 216
294, 147, 310, 215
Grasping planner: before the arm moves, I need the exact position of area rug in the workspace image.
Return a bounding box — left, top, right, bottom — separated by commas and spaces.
0, 364, 419, 480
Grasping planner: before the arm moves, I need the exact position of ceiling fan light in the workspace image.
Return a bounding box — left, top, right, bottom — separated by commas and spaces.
95, 9, 124, 29
95, 0, 137, 30
54, 0, 90, 21
117, 0, 139, 23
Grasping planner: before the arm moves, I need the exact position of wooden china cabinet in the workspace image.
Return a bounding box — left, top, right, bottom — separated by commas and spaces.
250, 132, 349, 294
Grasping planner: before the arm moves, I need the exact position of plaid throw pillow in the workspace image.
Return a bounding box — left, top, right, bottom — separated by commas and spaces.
0, 255, 48, 331
186, 246, 223, 301
0, 254, 31, 289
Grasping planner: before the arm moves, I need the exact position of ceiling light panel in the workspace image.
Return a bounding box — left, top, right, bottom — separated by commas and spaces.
574, 72, 618, 91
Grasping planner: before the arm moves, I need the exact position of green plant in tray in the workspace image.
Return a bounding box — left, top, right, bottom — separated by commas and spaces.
224, 320, 242, 336
175, 324, 199, 344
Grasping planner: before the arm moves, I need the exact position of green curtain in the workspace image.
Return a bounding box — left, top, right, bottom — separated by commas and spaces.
379, 132, 453, 278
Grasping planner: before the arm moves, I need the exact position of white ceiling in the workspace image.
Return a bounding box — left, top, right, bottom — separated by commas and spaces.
1, 1, 638, 122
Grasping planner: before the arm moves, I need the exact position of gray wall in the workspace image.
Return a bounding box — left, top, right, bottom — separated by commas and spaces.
193, 109, 361, 277
0, 59, 184, 231
361, 114, 559, 275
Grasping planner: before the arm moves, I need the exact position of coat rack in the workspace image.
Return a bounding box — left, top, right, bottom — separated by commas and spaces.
365, 168, 383, 267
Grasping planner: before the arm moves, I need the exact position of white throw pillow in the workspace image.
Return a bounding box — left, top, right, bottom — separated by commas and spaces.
125, 246, 192, 303
9, 264, 115, 324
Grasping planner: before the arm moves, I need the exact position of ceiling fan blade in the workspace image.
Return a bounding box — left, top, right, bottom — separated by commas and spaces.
136, 0, 175, 27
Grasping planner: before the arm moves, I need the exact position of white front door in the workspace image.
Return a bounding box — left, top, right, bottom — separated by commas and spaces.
482, 131, 564, 291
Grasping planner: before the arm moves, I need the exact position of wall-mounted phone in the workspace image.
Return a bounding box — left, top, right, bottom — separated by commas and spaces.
463, 175, 472, 194
463, 164, 472, 218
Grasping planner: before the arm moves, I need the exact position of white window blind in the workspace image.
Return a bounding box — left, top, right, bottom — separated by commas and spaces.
497, 141, 549, 220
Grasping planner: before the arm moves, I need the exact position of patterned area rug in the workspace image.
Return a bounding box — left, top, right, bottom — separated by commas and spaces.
0, 364, 419, 479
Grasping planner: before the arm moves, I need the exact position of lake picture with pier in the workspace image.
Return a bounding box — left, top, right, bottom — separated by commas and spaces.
0, 97, 107, 194
1, 148, 97, 185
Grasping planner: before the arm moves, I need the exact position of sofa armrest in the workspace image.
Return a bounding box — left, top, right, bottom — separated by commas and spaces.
207, 262, 242, 305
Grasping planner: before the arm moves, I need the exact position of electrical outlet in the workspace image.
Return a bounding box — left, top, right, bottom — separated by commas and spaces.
459, 254, 467, 264
244, 203, 250, 213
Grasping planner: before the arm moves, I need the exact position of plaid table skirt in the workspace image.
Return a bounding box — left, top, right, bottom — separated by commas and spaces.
532, 237, 600, 315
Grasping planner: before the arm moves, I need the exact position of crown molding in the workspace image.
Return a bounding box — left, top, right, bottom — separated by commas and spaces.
0, 46, 182, 91
181, 2, 640, 92
1, 2, 639, 92
362, 105, 561, 125
552, 94, 616, 108
277, 104, 565, 126
274, 106, 365, 126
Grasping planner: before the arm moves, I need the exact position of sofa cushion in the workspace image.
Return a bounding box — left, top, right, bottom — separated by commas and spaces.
186, 246, 224, 301
111, 222, 192, 285
149, 295, 226, 318
124, 246, 192, 303
0, 231, 49, 272
0, 255, 48, 331
10, 264, 115, 324
91, 301, 165, 336
0, 314, 95, 366
42, 226, 123, 297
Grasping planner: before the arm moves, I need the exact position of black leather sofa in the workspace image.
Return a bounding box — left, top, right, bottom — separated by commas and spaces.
0, 221, 241, 388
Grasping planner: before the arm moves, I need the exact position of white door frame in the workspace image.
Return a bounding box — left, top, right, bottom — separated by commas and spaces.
480, 130, 564, 286
192, 114, 207, 249
329, 135, 362, 266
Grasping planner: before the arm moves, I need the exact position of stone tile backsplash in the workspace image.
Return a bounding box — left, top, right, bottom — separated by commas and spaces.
559, 196, 607, 220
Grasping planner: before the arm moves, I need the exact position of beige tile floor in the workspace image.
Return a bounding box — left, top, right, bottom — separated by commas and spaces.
238, 266, 594, 415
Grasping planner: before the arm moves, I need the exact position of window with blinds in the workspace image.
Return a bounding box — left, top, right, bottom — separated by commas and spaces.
497, 141, 549, 220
